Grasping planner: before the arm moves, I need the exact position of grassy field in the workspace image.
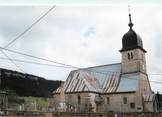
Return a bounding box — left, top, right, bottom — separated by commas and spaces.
22, 96, 49, 106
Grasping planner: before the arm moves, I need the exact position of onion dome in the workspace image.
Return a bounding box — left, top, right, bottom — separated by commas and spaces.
120, 14, 146, 53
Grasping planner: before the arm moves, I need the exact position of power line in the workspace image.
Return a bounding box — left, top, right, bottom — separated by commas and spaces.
1, 5, 56, 73
0, 51, 25, 73
0, 5, 76, 72
1, 44, 162, 85
82, 69, 162, 84
0, 57, 72, 69
4, 5, 56, 49
0, 46, 78, 69
1, 56, 162, 76
1, 46, 162, 76
148, 74, 162, 76
0, 47, 162, 84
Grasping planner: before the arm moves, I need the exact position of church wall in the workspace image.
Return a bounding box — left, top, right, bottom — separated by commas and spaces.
52, 94, 66, 112
138, 73, 151, 95
100, 93, 141, 112
144, 102, 154, 112
53, 92, 97, 112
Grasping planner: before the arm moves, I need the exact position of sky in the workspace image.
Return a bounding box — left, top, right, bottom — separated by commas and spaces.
0, 2, 162, 92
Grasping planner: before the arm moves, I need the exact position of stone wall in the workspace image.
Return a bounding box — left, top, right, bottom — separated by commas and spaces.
48, 112, 162, 117
53, 92, 97, 112
1, 111, 162, 117
101, 93, 138, 113
53, 92, 149, 113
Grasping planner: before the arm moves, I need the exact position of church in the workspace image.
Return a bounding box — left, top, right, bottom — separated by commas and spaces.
52, 12, 158, 113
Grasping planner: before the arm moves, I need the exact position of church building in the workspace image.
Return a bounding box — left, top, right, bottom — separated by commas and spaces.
52, 12, 158, 113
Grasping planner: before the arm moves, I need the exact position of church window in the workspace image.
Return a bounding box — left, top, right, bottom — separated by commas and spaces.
78, 95, 81, 105
128, 53, 130, 60
131, 52, 133, 59
107, 97, 110, 104
123, 97, 127, 104
130, 102, 135, 108
89, 104, 93, 112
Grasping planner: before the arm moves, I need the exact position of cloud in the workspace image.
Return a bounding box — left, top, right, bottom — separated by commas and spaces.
83, 26, 96, 37
0, 5, 162, 92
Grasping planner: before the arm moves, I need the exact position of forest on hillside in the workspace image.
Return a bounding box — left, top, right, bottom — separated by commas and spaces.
0, 68, 63, 97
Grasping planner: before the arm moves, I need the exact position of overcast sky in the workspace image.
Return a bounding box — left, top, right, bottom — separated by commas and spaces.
0, 4, 162, 93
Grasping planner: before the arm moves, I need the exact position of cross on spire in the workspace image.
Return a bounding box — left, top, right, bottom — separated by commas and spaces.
128, 5, 134, 29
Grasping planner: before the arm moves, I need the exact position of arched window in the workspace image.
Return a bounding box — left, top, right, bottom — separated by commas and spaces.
89, 103, 93, 112
107, 97, 110, 104
131, 52, 133, 59
128, 53, 130, 60
123, 97, 127, 104
78, 95, 81, 105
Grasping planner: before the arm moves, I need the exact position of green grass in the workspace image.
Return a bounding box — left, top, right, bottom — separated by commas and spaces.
20, 96, 49, 106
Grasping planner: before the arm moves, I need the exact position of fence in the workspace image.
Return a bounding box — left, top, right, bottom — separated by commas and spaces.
1, 111, 162, 117
48, 112, 162, 117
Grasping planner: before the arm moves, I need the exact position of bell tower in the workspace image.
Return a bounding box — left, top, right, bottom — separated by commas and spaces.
119, 7, 152, 97
119, 10, 147, 74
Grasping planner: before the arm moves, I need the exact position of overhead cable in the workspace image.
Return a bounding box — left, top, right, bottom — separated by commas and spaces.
0, 57, 72, 68
0, 52, 162, 84
4, 5, 56, 48
0, 51, 25, 73
0, 46, 78, 69
1, 5, 56, 73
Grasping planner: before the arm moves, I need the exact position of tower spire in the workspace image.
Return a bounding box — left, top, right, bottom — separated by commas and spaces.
128, 5, 134, 29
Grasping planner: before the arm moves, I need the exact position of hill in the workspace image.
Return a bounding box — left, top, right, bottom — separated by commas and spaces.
0, 68, 63, 97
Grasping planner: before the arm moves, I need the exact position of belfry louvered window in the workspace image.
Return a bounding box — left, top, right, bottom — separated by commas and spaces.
131, 52, 133, 59
128, 53, 130, 60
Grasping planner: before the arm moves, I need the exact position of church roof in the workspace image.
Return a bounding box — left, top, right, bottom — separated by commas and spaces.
54, 63, 139, 94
